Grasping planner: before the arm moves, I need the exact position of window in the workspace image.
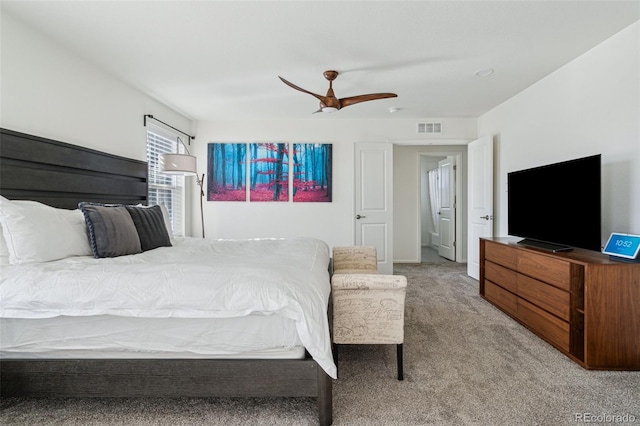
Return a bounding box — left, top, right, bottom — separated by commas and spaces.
146, 127, 186, 236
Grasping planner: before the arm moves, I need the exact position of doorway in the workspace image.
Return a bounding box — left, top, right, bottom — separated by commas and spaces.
420, 155, 446, 258
419, 152, 464, 263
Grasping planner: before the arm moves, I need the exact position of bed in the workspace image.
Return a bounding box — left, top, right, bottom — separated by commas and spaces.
0, 128, 334, 425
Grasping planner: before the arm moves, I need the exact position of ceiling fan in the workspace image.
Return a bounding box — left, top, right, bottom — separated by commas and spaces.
278, 70, 397, 113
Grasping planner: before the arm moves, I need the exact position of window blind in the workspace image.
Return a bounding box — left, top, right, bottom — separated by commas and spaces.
146, 128, 186, 236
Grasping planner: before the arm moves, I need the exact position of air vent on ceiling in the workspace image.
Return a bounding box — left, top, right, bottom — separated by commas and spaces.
416, 121, 443, 134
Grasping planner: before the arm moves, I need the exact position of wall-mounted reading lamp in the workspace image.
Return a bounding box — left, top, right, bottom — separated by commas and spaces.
144, 115, 204, 238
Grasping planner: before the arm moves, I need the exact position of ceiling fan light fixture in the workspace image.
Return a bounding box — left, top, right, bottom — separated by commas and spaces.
322, 107, 339, 113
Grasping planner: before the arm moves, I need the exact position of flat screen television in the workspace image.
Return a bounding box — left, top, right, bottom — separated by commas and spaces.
507, 154, 601, 252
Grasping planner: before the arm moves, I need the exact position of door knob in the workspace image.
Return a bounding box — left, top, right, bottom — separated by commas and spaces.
480, 215, 493, 220
356, 214, 366, 219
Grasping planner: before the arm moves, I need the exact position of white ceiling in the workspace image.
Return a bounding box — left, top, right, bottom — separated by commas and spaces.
3, 1, 639, 121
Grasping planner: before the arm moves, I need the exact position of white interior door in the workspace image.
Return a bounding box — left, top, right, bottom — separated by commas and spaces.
467, 135, 494, 280
437, 157, 456, 261
355, 142, 393, 274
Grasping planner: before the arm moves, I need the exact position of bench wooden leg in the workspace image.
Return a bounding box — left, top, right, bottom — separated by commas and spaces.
332, 343, 339, 378
397, 343, 404, 380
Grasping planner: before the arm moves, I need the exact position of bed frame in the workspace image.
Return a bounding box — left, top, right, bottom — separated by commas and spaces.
0, 128, 333, 426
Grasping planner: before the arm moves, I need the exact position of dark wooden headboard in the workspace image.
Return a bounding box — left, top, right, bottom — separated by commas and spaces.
0, 128, 148, 209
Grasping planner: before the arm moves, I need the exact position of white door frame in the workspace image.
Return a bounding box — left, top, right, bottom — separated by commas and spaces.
417, 151, 464, 263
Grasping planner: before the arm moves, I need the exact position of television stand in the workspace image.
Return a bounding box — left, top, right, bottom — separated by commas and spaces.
480, 237, 640, 370
517, 238, 573, 252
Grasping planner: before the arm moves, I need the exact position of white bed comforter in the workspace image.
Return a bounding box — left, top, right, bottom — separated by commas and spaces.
0, 236, 337, 378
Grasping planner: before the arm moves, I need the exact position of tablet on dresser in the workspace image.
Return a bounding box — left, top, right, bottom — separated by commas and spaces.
602, 233, 640, 261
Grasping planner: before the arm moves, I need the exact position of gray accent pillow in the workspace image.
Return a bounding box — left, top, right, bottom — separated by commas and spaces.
125, 205, 172, 251
79, 203, 142, 258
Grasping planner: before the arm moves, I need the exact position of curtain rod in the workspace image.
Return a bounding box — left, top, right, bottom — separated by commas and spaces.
143, 114, 195, 143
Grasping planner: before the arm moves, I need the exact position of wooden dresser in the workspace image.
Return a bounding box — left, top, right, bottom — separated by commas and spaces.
479, 237, 640, 370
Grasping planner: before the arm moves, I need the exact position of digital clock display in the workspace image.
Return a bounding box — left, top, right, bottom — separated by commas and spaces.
602, 233, 640, 259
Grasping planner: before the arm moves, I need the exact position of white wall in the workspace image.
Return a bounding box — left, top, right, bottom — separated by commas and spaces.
193, 120, 476, 255
8, 5, 635, 259
478, 21, 640, 244
0, 11, 193, 162
1, 10, 477, 258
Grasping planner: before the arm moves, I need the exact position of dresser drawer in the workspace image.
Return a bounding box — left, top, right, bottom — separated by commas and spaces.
485, 280, 517, 317
517, 274, 570, 321
485, 261, 518, 294
517, 298, 570, 352
484, 241, 518, 270
517, 252, 571, 291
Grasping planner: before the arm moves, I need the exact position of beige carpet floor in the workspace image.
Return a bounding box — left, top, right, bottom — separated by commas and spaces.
2, 260, 639, 425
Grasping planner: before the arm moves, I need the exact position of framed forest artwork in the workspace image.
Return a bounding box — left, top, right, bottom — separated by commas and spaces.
207, 143, 247, 201
292, 143, 332, 202
249, 143, 289, 202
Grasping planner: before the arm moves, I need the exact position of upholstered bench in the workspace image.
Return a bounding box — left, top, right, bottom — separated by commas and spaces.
331, 272, 407, 380
332, 246, 379, 274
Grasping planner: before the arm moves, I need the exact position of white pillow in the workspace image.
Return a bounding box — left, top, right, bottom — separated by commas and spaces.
0, 224, 9, 265
0, 197, 92, 264
159, 202, 173, 237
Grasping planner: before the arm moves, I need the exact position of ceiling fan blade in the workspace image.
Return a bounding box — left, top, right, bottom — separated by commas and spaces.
278, 76, 327, 103
339, 93, 398, 109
